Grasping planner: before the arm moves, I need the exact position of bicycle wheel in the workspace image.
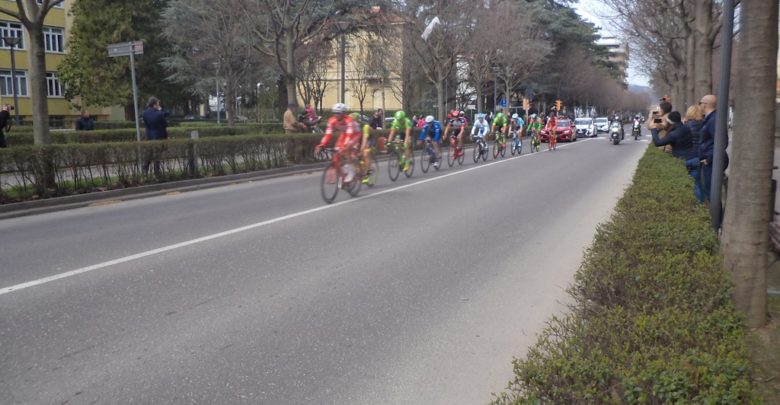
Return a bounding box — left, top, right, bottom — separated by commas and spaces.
420, 144, 431, 173
388, 148, 401, 182
404, 149, 415, 177
492, 139, 500, 159
510, 137, 517, 156
447, 141, 455, 167
320, 162, 340, 204
473, 141, 480, 163
347, 174, 361, 197
481, 141, 489, 161
500, 138, 507, 157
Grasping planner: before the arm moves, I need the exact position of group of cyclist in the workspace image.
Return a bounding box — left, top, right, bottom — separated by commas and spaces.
314, 102, 564, 184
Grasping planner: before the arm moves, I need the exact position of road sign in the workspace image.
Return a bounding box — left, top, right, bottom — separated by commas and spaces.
107, 41, 144, 58
106, 41, 144, 143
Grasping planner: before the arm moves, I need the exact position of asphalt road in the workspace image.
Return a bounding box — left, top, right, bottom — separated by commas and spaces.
1, 130, 650, 405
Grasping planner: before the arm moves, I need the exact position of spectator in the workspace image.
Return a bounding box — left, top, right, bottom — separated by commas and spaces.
683, 105, 705, 202
697, 94, 728, 203
370, 109, 383, 130
75, 111, 94, 131
0, 105, 10, 148
648, 100, 673, 152
283, 102, 304, 134
142, 97, 170, 176
651, 111, 695, 160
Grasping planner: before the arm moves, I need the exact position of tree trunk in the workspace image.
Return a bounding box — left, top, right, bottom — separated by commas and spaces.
285, 33, 297, 106
225, 80, 235, 126
476, 85, 483, 113
27, 23, 50, 145
435, 74, 445, 123
721, 0, 777, 328
694, 0, 714, 98
685, 34, 696, 108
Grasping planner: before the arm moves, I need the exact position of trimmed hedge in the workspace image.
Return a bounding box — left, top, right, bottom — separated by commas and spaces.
4, 124, 285, 145
492, 147, 755, 404
0, 133, 320, 202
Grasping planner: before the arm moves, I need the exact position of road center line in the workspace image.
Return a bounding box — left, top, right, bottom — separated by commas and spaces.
0, 138, 595, 297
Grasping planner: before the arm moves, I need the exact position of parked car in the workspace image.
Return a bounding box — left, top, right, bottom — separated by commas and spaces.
594, 116, 610, 133
540, 119, 577, 142
574, 117, 596, 138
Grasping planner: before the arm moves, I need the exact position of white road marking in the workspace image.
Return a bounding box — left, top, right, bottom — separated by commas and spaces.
0, 139, 595, 296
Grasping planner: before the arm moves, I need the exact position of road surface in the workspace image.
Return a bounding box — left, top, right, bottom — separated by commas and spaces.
0, 132, 650, 404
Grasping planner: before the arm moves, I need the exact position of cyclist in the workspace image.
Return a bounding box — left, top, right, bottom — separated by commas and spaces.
491, 111, 509, 149
388, 110, 414, 172
511, 113, 524, 137
315, 103, 359, 182
418, 115, 443, 168
545, 111, 558, 150
471, 113, 490, 154
349, 113, 375, 184
443, 109, 467, 158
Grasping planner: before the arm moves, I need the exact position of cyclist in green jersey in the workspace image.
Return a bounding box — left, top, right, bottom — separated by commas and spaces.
491, 111, 509, 138
388, 110, 414, 172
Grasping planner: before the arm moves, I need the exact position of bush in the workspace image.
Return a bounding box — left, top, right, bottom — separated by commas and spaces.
492, 147, 756, 404
4, 124, 285, 146
0, 133, 320, 203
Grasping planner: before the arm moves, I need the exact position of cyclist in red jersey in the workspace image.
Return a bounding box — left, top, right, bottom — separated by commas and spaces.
315, 103, 360, 181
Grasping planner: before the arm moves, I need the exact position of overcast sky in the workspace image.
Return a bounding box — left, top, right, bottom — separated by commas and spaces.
573, 0, 650, 87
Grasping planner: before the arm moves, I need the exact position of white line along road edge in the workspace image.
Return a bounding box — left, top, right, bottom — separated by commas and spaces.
1, 139, 595, 297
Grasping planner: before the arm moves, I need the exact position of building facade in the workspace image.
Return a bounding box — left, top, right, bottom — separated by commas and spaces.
597, 36, 629, 83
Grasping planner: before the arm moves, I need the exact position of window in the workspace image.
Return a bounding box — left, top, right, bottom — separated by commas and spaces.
43, 27, 64, 53
46, 72, 63, 97
0, 21, 24, 49
0, 70, 28, 97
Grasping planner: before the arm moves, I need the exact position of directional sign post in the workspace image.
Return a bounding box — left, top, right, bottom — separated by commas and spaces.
108, 41, 144, 143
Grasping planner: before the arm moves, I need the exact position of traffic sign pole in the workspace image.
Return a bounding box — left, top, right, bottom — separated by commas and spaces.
130, 50, 141, 143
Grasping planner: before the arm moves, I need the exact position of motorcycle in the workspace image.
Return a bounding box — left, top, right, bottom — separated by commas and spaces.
609, 121, 623, 145
632, 120, 641, 140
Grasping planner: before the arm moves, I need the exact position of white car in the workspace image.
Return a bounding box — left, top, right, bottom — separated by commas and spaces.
574, 118, 596, 137
594, 117, 610, 133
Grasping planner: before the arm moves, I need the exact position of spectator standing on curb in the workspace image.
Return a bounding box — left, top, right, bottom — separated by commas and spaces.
651, 111, 695, 160
648, 100, 673, 153
370, 109, 383, 130
283, 102, 305, 134
0, 105, 10, 148
683, 105, 705, 202
142, 97, 170, 176
75, 111, 94, 131
697, 94, 728, 203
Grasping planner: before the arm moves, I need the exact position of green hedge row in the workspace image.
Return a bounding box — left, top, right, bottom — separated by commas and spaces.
4, 124, 285, 145
0, 133, 320, 203
492, 147, 755, 404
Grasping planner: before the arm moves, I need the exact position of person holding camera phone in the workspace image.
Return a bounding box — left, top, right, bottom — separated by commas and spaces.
0, 104, 10, 148
648, 100, 673, 153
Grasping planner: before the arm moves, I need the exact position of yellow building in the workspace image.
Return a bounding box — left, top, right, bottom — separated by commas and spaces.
0, 0, 119, 124
313, 9, 406, 115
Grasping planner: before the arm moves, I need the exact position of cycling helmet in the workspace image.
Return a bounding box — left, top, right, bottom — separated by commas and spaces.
476, 113, 486, 119
459, 111, 465, 117
496, 112, 505, 118
394, 110, 406, 120
424, 115, 434, 123
512, 113, 518, 119
332, 103, 346, 114
349, 112, 360, 121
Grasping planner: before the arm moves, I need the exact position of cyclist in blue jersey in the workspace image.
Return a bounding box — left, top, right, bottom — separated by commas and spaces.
418, 115, 443, 168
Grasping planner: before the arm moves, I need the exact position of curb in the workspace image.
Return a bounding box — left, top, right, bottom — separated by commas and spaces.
0, 162, 330, 220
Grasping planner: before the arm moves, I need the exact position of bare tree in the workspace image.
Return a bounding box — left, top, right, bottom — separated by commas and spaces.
162, 0, 254, 125
296, 41, 332, 113
721, 0, 777, 328
0, 0, 64, 145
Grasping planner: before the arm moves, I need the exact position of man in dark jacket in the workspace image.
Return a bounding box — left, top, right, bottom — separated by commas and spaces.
142, 97, 170, 176
697, 94, 728, 202
0, 105, 10, 148
370, 109, 384, 130
75, 111, 94, 131
651, 111, 695, 160
142, 97, 169, 140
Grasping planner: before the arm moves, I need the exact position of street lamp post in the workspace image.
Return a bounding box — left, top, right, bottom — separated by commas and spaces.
336, 20, 350, 105
256, 82, 262, 123
3, 35, 21, 125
